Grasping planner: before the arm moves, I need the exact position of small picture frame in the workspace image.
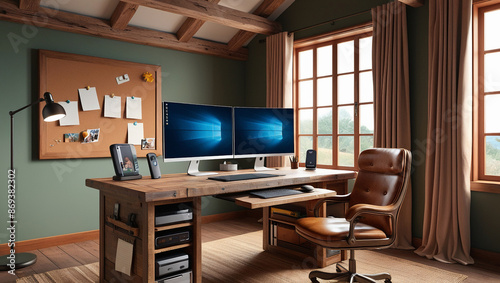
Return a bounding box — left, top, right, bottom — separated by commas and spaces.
110, 144, 142, 181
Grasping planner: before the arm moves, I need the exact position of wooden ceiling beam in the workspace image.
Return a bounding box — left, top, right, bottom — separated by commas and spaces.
176, 0, 220, 42
0, 0, 248, 60
227, 0, 286, 51
121, 0, 281, 35
110, 1, 139, 30
18, 0, 40, 11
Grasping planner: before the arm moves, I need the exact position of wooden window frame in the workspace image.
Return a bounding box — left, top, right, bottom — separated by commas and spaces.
472, 0, 500, 193
294, 24, 373, 170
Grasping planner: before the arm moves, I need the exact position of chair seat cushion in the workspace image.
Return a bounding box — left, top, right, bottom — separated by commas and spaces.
295, 217, 388, 243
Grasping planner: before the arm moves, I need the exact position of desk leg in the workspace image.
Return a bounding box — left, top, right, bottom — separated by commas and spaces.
262, 207, 270, 251
99, 192, 105, 283
143, 202, 155, 283
193, 197, 202, 283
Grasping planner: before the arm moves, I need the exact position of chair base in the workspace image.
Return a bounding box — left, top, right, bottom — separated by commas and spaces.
309, 263, 392, 283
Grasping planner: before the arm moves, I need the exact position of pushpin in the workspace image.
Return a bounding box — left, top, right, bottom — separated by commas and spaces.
131, 96, 135, 99
66, 100, 70, 103
110, 93, 115, 98
133, 121, 137, 126
86, 86, 90, 90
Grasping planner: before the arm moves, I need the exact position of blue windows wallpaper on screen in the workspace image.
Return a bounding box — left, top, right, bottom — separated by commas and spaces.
234, 107, 294, 157
163, 102, 233, 161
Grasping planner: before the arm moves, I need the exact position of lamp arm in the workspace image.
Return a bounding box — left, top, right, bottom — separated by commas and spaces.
9, 97, 44, 117
9, 97, 45, 171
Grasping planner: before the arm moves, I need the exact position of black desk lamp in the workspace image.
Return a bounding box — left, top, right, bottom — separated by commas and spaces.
0, 92, 66, 271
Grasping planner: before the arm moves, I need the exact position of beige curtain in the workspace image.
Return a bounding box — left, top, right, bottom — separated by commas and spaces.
372, 1, 413, 249
414, 0, 474, 265
266, 32, 294, 167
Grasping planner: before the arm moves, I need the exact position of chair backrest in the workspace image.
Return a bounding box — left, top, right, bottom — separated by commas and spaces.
349, 148, 411, 236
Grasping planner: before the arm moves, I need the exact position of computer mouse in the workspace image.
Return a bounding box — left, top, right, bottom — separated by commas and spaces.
300, 185, 314, 192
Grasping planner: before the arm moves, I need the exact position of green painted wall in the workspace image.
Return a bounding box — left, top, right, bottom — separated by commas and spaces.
246, 0, 500, 253
0, 21, 247, 243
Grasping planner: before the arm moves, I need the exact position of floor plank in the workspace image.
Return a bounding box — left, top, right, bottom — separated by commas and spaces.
76, 240, 100, 258
375, 249, 500, 283
59, 243, 98, 265
38, 246, 81, 269
0, 269, 17, 283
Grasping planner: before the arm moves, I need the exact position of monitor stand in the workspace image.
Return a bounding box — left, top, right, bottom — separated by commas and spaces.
254, 156, 277, 171
187, 160, 218, 176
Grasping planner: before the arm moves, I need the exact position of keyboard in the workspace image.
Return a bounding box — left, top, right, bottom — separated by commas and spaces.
250, 188, 304, 199
208, 173, 282, 182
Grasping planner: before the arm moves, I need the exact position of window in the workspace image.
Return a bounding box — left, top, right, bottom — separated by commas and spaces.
474, 1, 500, 183
294, 28, 374, 169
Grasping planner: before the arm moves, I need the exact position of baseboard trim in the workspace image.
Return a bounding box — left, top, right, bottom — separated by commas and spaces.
1, 210, 262, 254
0, 230, 99, 254
412, 237, 500, 267
471, 247, 500, 268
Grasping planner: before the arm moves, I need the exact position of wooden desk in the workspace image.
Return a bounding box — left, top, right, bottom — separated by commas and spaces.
86, 168, 356, 283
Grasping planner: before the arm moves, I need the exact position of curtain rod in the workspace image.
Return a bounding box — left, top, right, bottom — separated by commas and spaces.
259, 8, 372, 43
290, 9, 371, 35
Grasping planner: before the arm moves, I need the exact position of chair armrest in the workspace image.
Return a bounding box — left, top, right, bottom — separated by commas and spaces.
345, 203, 398, 221
345, 203, 398, 245
313, 193, 351, 217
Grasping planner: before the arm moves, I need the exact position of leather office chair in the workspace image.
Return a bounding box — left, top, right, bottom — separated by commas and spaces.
295, 148, 411, 283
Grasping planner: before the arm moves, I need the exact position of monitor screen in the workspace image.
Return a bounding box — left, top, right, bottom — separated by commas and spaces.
234, 107, 295, 158
163, 102, 233, 162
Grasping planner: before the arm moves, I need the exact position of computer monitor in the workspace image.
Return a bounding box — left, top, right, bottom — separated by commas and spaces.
233, 107, 295, 170
163, 102, 233, 176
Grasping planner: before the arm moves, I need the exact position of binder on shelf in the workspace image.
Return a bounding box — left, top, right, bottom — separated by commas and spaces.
270, 204, 307, 219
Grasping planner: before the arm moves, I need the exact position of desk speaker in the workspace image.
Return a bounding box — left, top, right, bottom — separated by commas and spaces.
305, 149, 317, 170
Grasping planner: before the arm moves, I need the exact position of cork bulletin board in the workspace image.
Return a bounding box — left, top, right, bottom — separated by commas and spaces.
38, 50, 162, 159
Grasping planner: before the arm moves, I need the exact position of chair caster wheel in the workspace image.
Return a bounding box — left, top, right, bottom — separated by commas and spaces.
384, 279, 392, 283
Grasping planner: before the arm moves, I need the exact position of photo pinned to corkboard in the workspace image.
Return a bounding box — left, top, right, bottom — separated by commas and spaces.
141, 138, 155, 150
64, 133, 80, 143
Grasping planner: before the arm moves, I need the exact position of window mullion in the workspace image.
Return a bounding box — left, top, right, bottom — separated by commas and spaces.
332, 43, 338, 168
354, 37, 360, 166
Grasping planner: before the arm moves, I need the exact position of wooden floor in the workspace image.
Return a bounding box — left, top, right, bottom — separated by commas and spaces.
1, 217, 499, 282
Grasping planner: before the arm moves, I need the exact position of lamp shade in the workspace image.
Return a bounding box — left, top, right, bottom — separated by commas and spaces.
42, 92, 66, 122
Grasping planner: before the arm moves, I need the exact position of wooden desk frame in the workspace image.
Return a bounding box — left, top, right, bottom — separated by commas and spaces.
86, 168, 356, 282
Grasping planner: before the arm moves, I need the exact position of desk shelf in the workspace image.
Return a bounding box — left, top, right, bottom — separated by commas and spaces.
154, 243, 192, 254
155, 222, 192, 232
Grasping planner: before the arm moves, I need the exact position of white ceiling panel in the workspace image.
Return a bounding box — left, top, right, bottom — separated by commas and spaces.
218, 0, 264, 13
128, 6, 187, 33
40, 0, 120, 19
195, 21, 240, 43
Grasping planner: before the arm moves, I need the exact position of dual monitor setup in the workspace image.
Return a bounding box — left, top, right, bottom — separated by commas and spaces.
163, 102, 295, 176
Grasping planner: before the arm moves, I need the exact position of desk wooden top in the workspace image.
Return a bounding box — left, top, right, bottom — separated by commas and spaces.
86, 168, 356, 203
